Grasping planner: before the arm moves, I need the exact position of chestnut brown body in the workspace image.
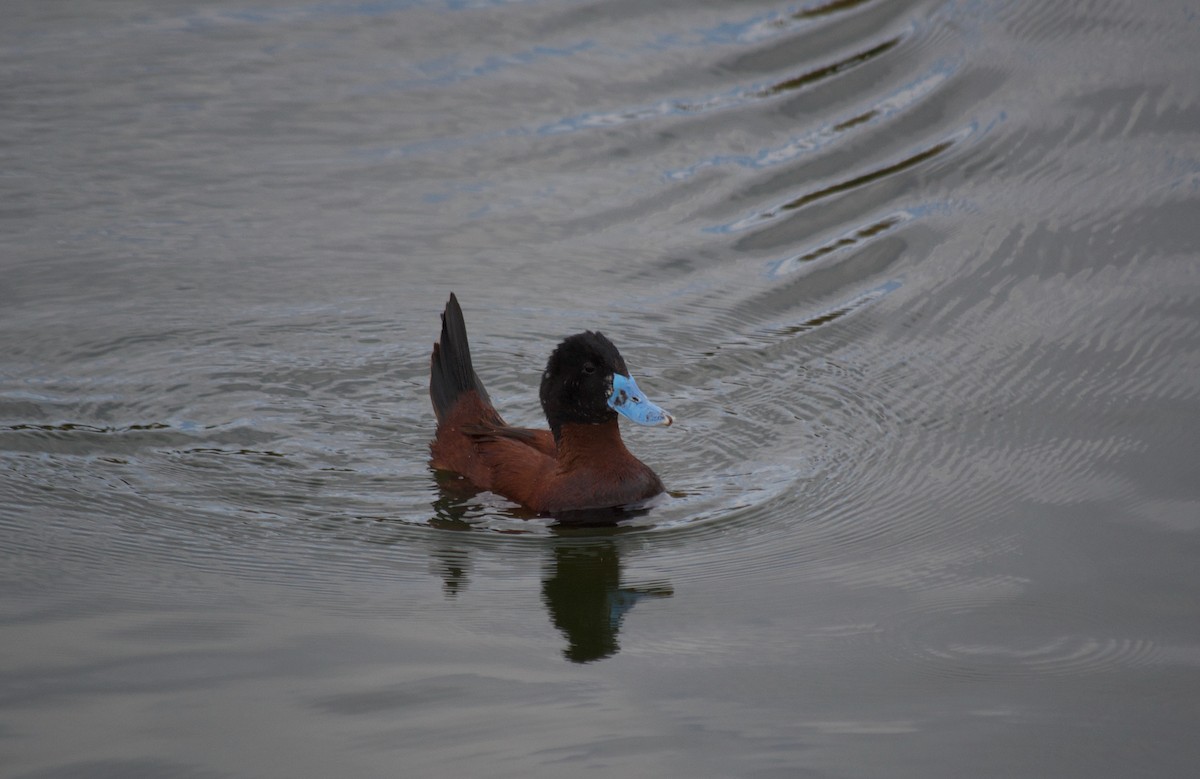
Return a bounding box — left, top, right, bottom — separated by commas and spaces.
429, 294, 666, 514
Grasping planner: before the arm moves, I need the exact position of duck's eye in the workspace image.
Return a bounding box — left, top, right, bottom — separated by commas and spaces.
582, 362, 596, 375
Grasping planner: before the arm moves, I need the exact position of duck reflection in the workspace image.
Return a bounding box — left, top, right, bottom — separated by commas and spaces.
428, 490, 673, 663
429, 546, 469, 597
542, 538, 672, 663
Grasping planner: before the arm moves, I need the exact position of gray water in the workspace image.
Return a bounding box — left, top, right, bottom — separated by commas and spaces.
3, 1, 1199, 777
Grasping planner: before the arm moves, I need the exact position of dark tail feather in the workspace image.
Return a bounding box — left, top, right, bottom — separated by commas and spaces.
430, 293, 495, 424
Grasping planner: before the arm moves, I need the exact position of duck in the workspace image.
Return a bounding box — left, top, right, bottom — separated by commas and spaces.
429, 293, 672, 514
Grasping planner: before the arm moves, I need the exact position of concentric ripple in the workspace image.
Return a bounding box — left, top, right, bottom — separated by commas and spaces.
878, 597, 1165, 680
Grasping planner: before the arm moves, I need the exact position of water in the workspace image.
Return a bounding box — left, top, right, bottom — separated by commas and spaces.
3, 0, 1199, 776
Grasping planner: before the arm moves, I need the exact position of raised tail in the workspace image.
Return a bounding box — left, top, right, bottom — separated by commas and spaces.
430, 293, 496, 425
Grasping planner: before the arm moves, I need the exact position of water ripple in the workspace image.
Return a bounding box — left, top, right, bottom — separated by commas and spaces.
879, 598, 1166, 679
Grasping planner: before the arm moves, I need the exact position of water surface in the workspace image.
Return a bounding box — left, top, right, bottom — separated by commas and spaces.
3, 1, 1200, 777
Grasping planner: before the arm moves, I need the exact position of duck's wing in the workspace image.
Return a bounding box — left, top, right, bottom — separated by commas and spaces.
455, 423, 557, 509
462, 424, 556, 458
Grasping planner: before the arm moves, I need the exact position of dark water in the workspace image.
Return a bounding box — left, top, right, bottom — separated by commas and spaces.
3, 0, 1199, 776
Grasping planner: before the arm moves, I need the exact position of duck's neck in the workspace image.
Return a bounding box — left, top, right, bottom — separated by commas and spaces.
554, 418, 634, 468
